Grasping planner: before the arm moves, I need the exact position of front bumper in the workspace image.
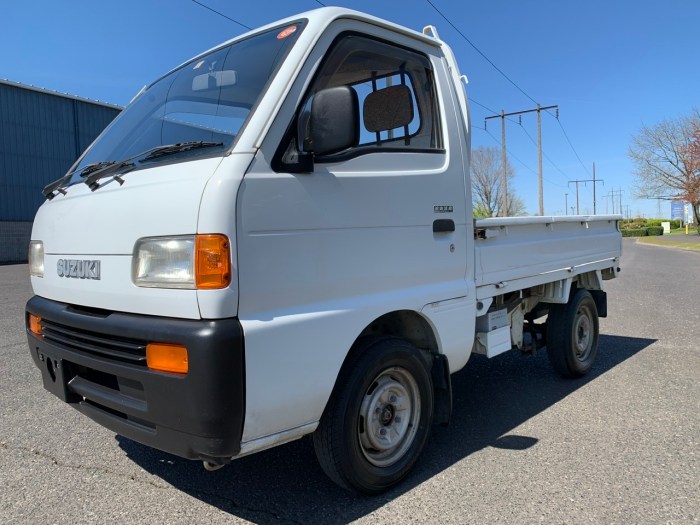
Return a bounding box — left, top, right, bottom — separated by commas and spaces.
26, 295, 245, 463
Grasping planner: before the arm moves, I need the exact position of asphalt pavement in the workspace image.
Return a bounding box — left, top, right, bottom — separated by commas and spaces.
1, 238, 698, 524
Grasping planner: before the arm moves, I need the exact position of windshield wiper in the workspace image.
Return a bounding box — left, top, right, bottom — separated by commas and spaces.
78, 161, 118, 178
141, 141, 223, 162
42, 176, 70, 200
46, 141, 225, 197
82, 142, 221, 191
83, 160, 136, 191
42, 161, 119, 198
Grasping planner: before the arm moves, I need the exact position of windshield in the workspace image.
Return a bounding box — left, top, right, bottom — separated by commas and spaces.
66, 22, 305, 184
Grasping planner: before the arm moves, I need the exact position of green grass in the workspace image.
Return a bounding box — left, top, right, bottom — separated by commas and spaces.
637, 236, 700, 251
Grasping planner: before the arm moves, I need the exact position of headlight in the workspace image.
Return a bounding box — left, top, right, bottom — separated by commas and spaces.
133, 236, 196, 288
133, 235, 231, 289
29, 241, 44, 277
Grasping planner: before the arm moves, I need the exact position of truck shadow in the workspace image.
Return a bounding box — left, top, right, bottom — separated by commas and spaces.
117, 333, 654, 524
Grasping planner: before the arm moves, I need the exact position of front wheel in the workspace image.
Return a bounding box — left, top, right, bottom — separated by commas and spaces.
313, 336, 433, 494
546, 289, 600, 378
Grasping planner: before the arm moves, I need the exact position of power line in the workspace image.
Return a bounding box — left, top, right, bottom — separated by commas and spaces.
190, 0, 252, 30
475, 98, 589, 184
477, 125, 569, 186
606, 189, 625, 215
568, 173, 604, 215
473, 98, 572, 186
515, 123, 571, 182
480, 127, 573, 212
477, 126, 538, 176
469, 97, 496, 114
546, 111, 591, 176
313, 0, 327, 6
485, 105, 558, 215
426, 3, 593, 186
425, 0, 538, 106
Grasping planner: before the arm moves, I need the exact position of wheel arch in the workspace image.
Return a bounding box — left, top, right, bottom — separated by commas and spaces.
329, 310, 452, 427
357, 309, 440, 355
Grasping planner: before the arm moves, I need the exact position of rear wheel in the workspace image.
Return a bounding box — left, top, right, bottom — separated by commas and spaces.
546, 289, 599, 378
313, 336, 433, 494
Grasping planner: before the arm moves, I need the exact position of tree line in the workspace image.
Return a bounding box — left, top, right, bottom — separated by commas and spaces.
629, 108, 700, 223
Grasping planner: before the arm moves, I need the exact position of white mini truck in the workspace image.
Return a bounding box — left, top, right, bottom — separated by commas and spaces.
26, 7, 622, 494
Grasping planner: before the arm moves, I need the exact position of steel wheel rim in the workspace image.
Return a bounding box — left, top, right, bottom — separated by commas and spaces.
574, 305, 593, 361
358, 366, 421, 468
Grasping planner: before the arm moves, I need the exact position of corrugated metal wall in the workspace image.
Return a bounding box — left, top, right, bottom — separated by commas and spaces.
0, 82, 120, 262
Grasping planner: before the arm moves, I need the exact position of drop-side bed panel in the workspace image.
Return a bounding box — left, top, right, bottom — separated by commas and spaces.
474, 215, 621, 290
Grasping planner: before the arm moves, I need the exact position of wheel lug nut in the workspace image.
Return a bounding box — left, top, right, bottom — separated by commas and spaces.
390, 395, 397, 403
375, 408, 381, 414
379, 428, 387, 436
395, 416, 401, 423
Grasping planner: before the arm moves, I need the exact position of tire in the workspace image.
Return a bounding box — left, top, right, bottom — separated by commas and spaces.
546, 289, 600, 378
313, 336, 434, 494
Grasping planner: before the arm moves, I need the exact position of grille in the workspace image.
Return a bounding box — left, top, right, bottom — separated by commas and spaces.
40, 319, 147, 365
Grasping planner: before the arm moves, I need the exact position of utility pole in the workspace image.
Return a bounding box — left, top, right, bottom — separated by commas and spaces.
607, 189, 625, 215
569, 180, 581, 215
565, 193, 569, 215
486, 104, 558, 216
606, 191, 615, 214
568, 174, 605, 215
592, 162, 597, 215
537, 105, 543, 216
501, 110, 507, 216
619, 188, 623, 216
483, 110, 509, 216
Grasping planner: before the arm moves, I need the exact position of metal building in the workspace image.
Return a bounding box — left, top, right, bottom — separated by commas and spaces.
0, 80, 121, 263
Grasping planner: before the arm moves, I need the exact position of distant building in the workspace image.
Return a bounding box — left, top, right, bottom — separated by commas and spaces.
0, 80, 121, 263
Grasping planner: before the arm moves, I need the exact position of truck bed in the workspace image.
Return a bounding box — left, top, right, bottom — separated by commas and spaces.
474, 215, 622, 300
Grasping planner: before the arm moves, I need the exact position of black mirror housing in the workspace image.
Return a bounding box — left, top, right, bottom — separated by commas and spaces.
304, 86, 359, 157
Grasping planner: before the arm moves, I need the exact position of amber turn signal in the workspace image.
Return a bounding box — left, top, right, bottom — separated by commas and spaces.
28, 313, 43, 338
195, 234, 231, 289
146, 343, 189, 374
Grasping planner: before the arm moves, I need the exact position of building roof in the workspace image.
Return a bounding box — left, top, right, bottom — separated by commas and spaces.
0, 79, 122, 110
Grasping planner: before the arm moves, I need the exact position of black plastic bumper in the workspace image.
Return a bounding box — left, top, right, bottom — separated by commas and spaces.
26, 295, 245, 463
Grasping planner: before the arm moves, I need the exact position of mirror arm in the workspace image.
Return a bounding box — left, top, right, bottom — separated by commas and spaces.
287, 151, 314, 174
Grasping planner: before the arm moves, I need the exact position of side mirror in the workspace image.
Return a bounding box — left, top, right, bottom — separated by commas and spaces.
300, 86, 359, 157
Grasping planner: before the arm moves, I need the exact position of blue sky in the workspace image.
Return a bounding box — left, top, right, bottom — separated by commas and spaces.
4, 0, 698, 217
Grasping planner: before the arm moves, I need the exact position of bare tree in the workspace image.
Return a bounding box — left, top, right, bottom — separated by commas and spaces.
507, 194, 527, 216
470, 146, 527, 217
629, 109, 700, 223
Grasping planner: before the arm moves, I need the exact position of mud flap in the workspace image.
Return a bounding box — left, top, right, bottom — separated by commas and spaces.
431, 353, 452, 426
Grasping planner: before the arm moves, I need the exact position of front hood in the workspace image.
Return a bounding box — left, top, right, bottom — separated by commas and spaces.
34, 157, 224, 255
29, 157, 230, 319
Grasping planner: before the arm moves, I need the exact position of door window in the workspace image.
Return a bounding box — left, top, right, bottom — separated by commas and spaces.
276, 33, 443, 169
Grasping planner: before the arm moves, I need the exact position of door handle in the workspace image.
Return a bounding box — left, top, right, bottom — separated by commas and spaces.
433, 219, 455, 233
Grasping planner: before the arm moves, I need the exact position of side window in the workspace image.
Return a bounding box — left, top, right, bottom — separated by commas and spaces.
311, 35, 442, 153
275, 33, 443, 170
